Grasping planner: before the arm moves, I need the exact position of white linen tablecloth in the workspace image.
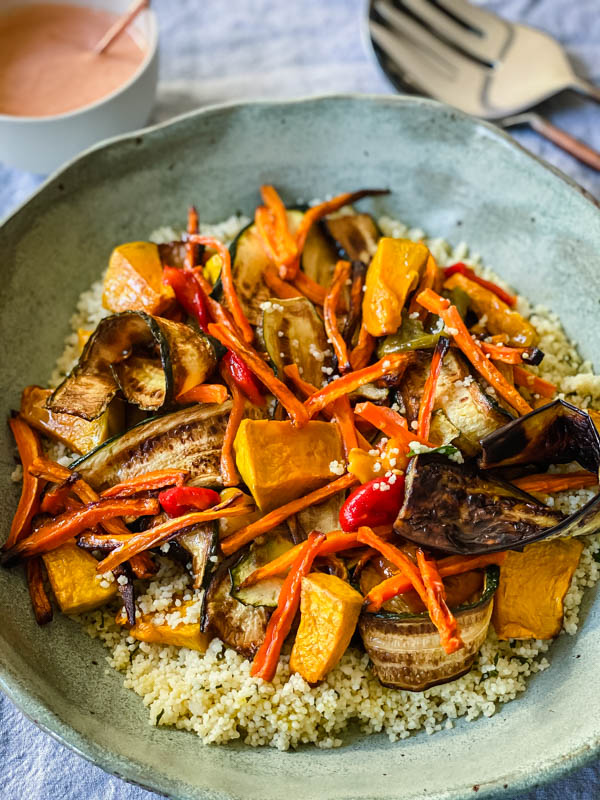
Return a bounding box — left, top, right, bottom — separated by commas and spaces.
1, 1, 599, 797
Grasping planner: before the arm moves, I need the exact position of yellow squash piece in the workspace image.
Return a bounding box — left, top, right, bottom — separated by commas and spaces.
492, 537, 583, 640
20, 385, 122, 455
444, 272, 537, 347
234, 419, 344, 512
102, 241, 175, 315
218, 488, 260, 539
362, 238, 429, 337
116, 601, 211, 652
347, 438, 406, 484
290, 572, 363, 684
43, 541, 117, 614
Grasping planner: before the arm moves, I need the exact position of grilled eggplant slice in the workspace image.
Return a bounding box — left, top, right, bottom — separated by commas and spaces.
400, 350, 511, 455
301, 223, 339, 288
359, 566, 498, 691
260, 296, 333, 386
201, 552, 269, 658
72, 401, 232, 491
48, 312, 216, 420
177, 522, 218, 589
230, 527, 294, 607
323, 214, 380, 265
294, 492, 345, 539
396, 455, 563, 554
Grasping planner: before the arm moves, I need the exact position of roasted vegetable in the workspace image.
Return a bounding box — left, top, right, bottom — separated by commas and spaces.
399, 350, 511, 455
492, 538, 583, 640
42, 541, 118, 614
260, 296, 332, 387
323, 214, 380, 265
233, 419, 344, 512
295, 492, 345, 539
230, 527, 294, 607
72, 401, 263, 491
202, 552, 270, 658
116, 601, 212, 652
177, 522, 218, 589
362, 238, 429, 337
49, 312, 216, 420
377, 312, 441, 357
21, 386, 123, 455
301, 223, 339, 287
340, 475, 405, 531
359, 566, 498, 690
395, 455, 563, 554
102, 241, 175, 315
289, 572, 363, 683
444, 272, 536, 347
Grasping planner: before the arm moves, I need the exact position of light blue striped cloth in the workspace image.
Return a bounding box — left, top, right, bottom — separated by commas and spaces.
1, 1, 599, 797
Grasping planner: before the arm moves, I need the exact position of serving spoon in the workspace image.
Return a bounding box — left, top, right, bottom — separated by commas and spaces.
367, 0, 600, 171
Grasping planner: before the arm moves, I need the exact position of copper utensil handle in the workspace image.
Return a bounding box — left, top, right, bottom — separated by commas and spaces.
527, 113, 600, 171
572, 78, 600, 105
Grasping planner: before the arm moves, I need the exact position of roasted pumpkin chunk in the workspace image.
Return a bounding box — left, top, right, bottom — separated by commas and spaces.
290, 572, 363, 684
42, 541, 117, 614
20, 385, 122, 455
116, 601, 211, 652
492, 538, 583, 640
234, 420, 344, 512
102, 241, 175, 315
362, 238, 429, 337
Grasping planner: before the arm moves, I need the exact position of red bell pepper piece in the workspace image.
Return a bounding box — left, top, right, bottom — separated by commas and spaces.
339, 473, 405, 532
163, 265, 210, 333
158, 486, 221, 517
222, 350, 266, 407
444, 263, 516, 307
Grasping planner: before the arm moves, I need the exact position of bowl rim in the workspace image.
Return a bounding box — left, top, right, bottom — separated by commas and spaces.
1, 92, 599, 800
0, 2, 158, 124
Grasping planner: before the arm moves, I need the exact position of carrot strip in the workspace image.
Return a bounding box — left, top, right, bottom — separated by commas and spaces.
513, 365, 557, 399
208, 322, 309, 426
1, 497, 158, 565
26, 557, 53, 625
479, 342, 525, 364
354, 401, 436, 448
189, 235, 254, 344
357, 526, 463, 653
239, 531, 359, 588
185, 205, 199, 271
177, 383, 229, 405
283, 364, 371, 450
350, 321, 376, 371
221, 473, 358, 557
263, 264, 303, 300
251, 532, 326, 681
416, 336, 450, 441
324, 260, 352, 373
512, 471, 598, 493
332, 396, 359, 457
444, 263, 517, 307
77, 532, 133, 551
40, 482, 72, 516
416, 549, 463, 654
408, 254, 441, 321
417, 289, 532, 415
219, 363, 245, 487
260, 185, 298, 274
6, 415, 44, 550
129, 551, 158, 579
304, 354, 414, 419
286, 189, 389, 279
363, 552, 507, 612
100, 470, 188, 498
29, 457, 131, 538
291, 271, 327, 306
97, 501, 249, 573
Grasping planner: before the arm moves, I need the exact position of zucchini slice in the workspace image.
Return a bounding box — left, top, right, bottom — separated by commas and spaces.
227, 210, 303, 325
301, 224, 338, 287
201, 552, 270, 658
295, 492, 345, 538
230, 527, 294, 607
49, 312, 216, 420
177, 522, 218, 590
323, 214, 380, 264
72, 401, 232, 491
260, 296, 333, 387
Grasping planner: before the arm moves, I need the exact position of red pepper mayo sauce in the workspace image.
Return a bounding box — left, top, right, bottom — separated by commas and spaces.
0, 3, 146, 117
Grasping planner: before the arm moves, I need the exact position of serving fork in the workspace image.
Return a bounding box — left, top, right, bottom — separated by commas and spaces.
368, 0, 600, 170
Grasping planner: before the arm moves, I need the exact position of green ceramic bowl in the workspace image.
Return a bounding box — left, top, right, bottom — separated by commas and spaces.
1, 95, 599, 800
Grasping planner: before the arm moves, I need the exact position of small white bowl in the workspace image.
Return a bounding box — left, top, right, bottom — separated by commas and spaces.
0, 0, 159, 174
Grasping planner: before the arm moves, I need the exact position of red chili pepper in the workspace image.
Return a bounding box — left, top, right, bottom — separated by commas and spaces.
444, 263, 517, 307
163, 265, 210, 333
339, 474, 405, 532
158, 486, 221, 517
222, 350, 266, 407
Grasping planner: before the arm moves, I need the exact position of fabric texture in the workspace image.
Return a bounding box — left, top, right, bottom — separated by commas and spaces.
0, 0, 599, 797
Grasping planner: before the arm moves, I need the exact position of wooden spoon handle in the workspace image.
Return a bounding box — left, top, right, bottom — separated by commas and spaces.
571, 78, 600, 105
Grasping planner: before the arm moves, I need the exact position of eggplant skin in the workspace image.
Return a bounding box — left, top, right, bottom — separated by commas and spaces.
395, 455, 563, 554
